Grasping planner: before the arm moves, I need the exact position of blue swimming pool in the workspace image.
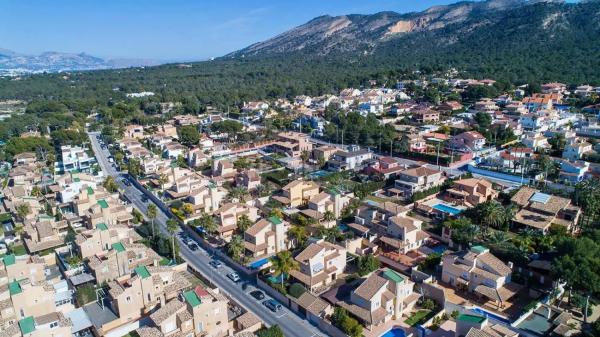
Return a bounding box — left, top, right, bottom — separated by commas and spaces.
267, 273, 287, 284
338, 224, 349, 232
248, 258, 269, 269
433, 203, 463, 216
429, 244, 448, 254
380, 327, 405, 337
470, 307, 511, 324
309, 170, 331, 179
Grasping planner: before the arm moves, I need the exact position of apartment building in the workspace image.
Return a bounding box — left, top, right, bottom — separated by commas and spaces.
511, 187, 581, 234
307, 190, 352, 219
1, 254, 45, 284
214, 202, 259, 239
140, 286, 230, 337
186, 185, 227, 215
562, 139, 593, 161
88, 242, 161, 284
235, 169, 261, 191
327, 148, 373, 171
289, 240, 346, 292
23, 215, 68, 253
412, 110, 440, 124
273, 131, 313, 158
75, 223, 141, 259
123, 124, 145, 139
244, 217, 289, 259
339, 269, 418, 330
442, 246, 518, 308
58, 145, 95, 173
445, 178, 498, 207
448, 131, 486, 153
394, 166, 444, 200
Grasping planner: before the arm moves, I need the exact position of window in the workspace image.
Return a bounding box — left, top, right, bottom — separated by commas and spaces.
197, 322, 204, 332
50, 322, 58, 328
126, 296, 131, 303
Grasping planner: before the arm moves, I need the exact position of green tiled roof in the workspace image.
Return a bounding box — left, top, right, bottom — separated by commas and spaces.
73, 177, 81, 182
471, 245, 487, 254
135, 266, 150, 279
112, 242, 125, 253
183, 290, 202, 307
3, 254, 16, 266
97, 199, 109, 209
382, 269, 405, 283
87, 186, 94, 195
19, 316, 35, 335
96, 223, 108, 231
268, 216, 283, 225
457, 314, 486, 324
9, 280, 22, 295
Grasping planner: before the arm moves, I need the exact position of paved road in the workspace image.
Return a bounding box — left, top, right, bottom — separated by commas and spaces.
87, 132, 325, 337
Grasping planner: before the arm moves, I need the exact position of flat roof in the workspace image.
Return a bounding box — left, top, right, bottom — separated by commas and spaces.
3, 254, 16, 266
97, 199, 109, 209
268, 216, 283, 225
19, 316, 35, 335
183, 290, 202, 307
66, 307, 93, 333
9, 280, 22, 295
111, 242, 125, 253
83, 302, 118, 329
96, 223, 108, 231
134, 265, 150, 279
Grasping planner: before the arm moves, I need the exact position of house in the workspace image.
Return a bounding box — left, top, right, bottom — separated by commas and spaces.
307, 190, 352, 220
438, 101, 464, 112
448, 131, 486, 153
294, 95, 312, 107
412, 110, 440, 124
75, 223, 142, 259
511, 187, 581, 234
312, 145, 338, 164
1, 254, 46, 284
59, 145, 95, 173
380, 214, 429, 254
2, 278, 57, 320
156, 123, 178, 138
408, 134, 428, 153
88, 242, 161, 284
244, 216, 289, 259
519, 114, 548, 132
473, 99, 499, 113
558, 160, 589, 184
499, 148, 535, 169
289, 240, 346, 292
73, 186, 133, 228
186, 185, 227, 215
574, 85, 593, 97
105, 264, 191, 326
143, 286, 230, 337
123, 124, 145, 139
186, 148, 208, 169
522, 93, 561, 111
442, 246, 520, 308
541, 82, 566, 94
172, 114, 201, 126
13, 152, 37, 166
242, 101, 269, 113
445, 178, 498, 207
275, 180, 320, 208
212, 159, 236, 179
235, 169, 261, 191
364, 157, 407, 179
562, 139, 593, 160
214, 203, 259, 239
338, 269, 418, 330
140, 157, 171, 176
521, 132, 550, 151
273, 132, 312, 158
394, 166, 444, 200
162, 141, 187, 159
23, 215, 68, 253
327, 148, 373, 171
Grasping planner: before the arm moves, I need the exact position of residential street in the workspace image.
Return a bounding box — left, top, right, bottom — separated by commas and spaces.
88, 131, 325, 337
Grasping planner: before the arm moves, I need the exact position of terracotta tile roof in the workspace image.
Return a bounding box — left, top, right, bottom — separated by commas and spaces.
354, 274, 389, 301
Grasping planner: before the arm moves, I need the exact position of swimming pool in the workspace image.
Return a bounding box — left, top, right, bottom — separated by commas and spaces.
309, 170, 331, 179
248, 258, 269, 269
516, 312, 554, 336
470, 307, 511, 324
433, 203, 463, 216
380, 327, 405, 337
429, 243, 448, 254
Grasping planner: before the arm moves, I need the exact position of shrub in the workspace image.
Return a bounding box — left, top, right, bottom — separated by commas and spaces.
288, 283, 306, 298
422, 298, 436, 311
331, 307, 363, 337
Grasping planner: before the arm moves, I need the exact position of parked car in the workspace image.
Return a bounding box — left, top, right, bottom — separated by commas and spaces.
188, 243, 199, 251
263, 299, 282, 312
209, 260, 223, 268
121, 178, 131, 186
227, 272, 241, 282
250, 290, 265, 300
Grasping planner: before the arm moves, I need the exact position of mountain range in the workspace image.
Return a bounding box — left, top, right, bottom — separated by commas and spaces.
0, 49, 161, 75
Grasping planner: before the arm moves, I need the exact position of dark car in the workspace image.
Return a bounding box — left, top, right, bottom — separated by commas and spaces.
250, 290, 265, 300
121, 178, 131, 186
263, 299, 282, 312
141, 195, 149, 202
188, 243, 199, 251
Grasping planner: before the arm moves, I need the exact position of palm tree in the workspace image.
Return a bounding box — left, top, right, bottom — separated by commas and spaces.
288, 225, 307, 247
479, 201, 506, 233
30, 186, 42, 198
158, 173, 169, 196
237, 214, 253, 233
228, 187, 249, 202
488, 230, 509, 244
269, 251, 299, 286
300, 150, 310, 175
16, 203, 30, 222
226, 235, 244, 261
166, 219, 179, 262
323, 210, 336, 225
199, 212, 217, 237
146, 204, 157, 238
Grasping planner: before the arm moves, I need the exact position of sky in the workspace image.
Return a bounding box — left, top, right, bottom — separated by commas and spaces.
0, 0, 471, 61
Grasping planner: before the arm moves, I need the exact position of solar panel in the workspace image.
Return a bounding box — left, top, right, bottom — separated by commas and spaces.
530, 192, 551, 204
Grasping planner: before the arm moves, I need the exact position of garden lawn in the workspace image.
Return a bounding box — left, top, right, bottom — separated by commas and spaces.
405, 310, 432, 326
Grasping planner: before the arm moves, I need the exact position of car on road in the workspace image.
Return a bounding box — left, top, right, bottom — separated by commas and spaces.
209, 260, 223, 268
187, 243, 199, 251
141, 195, 148, 202
121, 178, 131, 186
263, 299, 282, 312
249, 290, 265, 300
227, 272, 241, 282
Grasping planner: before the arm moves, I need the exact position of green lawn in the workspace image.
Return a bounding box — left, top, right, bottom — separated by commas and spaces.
10, 245, 27, 256
159, 258, 172, 266
405, 310, 432, 326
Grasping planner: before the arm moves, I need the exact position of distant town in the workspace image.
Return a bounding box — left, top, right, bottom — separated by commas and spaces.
1, 74, 600, 337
